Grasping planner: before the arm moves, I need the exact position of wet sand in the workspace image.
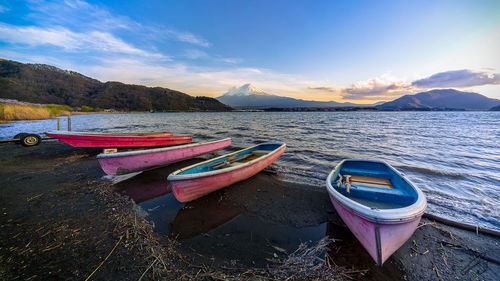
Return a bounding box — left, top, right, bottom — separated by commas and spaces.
1, 141, 499, 280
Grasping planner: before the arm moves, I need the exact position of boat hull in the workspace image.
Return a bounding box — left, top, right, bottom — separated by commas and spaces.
46, 132, 191, 148
329, 195, 421, 265
326, 159, 426, 266
82, 132, 173, 137
97, 138, 231, 175
170, 144, 285, 202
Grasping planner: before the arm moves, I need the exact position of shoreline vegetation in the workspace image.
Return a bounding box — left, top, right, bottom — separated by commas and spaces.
0, 102, 229, 122
0, 103, 71, 121
2, 101, 498, 123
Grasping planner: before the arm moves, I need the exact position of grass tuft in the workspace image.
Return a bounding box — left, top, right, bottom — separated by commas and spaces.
0, 103, 70, 121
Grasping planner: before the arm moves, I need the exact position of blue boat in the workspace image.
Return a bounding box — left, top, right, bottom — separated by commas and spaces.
168, 142, 286, 202
326, 159, 427, 265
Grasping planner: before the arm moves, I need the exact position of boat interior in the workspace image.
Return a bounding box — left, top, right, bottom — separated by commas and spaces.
178, 143, 282, 175
333, 160, 418, 209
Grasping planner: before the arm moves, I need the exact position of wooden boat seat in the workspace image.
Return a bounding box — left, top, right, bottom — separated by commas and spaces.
347, 175, 393, 189
339, 178, 414, 205
211, 150, 271, 169
251, 150, 269, 155
237, 153, 263, 163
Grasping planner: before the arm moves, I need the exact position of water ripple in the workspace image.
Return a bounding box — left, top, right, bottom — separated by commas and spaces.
1, 111, 499, 230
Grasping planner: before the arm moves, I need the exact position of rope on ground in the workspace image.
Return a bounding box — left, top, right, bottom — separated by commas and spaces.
84, 235, 123, 281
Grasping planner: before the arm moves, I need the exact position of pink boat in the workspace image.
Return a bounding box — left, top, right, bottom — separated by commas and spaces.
97, 138, 231, 175
326, 159, 426, 266
46, 131, 192, 148
168, 142, 286, 202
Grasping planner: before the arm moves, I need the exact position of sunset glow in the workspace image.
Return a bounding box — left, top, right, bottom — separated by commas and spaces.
1, 0, 499, 102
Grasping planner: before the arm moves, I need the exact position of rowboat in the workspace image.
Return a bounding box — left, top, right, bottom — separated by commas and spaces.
326, 159, 426, 266
168, 142, 286, 202
81, 132, 173, 137
46, 131, 191, 148
97, 138, 231, 175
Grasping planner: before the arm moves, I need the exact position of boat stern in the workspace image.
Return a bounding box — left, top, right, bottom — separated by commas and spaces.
329, 194, 421, 265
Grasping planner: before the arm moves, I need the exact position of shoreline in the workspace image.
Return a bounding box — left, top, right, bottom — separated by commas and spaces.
2, 109, 498, 123
0, 141, 499, 280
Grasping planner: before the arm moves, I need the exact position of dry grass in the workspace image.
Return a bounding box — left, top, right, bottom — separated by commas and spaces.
150, 236, 366, 281
90, 179, 359, 280
0, 103, 69, 120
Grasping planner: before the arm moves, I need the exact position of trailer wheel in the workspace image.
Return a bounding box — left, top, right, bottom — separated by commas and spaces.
21, 134, 41, 147
14, 133, 29, 140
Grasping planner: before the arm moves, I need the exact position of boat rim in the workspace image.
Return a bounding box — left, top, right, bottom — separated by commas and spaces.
326, 159, 427, 222
45, 131, 181, 139
167, 142, 286, 181
96, 138, 231, 158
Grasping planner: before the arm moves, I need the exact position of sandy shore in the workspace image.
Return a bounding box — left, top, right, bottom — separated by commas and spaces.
0, 141, 498, 280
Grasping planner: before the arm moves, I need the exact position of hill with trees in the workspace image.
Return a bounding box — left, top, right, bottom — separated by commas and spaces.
0, 59, 231, 112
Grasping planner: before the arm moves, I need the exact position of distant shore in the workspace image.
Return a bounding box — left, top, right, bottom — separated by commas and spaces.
2, 98, 498, 123
1, 107, 492, 123
0, 141, 498, 280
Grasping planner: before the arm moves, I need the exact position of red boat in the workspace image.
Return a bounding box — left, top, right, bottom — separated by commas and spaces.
46, 131, 192, 148
80, 132, 173, 137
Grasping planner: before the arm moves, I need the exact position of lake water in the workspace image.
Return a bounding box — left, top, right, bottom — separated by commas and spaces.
1, 111, 499, 231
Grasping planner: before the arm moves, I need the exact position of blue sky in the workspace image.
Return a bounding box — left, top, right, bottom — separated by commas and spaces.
0, 0, 499, 102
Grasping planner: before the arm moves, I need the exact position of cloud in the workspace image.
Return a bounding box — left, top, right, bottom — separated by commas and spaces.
310, 69, 500, 101
183, 49, 209, 59
308, 86, 336, 92
0, 0, 211, 64
309, 74, 414, 100
68, 57, 321, 98
0, 23, 166, 59
0, 49, 82, 71
25, 0, 210, 47
63, 0, 90, 9
0, 24, 78, 49
412, 69, 500, 88
217, 57, 242, 64
163, 30, 211, 47
27, 0, 135, 31
181, 50, 242, 65
343, 78, 411, 99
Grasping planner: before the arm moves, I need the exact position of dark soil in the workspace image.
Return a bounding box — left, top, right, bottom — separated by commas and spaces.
0, 141, 498, 280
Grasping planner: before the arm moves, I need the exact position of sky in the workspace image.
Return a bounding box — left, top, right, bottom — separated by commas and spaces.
0, 0, 499, 103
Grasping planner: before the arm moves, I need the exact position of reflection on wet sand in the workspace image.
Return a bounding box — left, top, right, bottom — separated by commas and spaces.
110, 159, 403, 279
113, 159, 202, 203
113, 170, 172, 203
170, 195, 243, 240
111, 159, 245, 240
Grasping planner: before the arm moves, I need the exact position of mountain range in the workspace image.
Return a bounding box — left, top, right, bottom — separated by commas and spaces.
0, 59, 231, 112
1, 59, 499, 112
218, 84, 500, 111
377, 89, 500, 111
217, 84, 382, 108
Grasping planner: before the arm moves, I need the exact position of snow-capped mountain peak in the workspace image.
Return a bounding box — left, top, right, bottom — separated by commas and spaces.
221, 83, 271, 97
